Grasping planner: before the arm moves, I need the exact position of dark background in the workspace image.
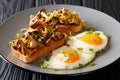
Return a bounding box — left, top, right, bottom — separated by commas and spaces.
0, 0, 120, 80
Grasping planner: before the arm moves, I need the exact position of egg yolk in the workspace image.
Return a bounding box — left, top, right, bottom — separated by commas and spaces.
56, 49, 80, 63
80, 34, 102, 45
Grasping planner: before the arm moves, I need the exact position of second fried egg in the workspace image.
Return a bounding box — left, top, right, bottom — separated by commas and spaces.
68, 31, 108, 53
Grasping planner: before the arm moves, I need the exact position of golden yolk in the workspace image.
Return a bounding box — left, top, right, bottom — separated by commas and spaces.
56, 49, 80, 63
80, 34, 102, 45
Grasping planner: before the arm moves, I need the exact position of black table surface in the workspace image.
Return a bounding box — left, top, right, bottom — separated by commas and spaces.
0, 0, 120, 80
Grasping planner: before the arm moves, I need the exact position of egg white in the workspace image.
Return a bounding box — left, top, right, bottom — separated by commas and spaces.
43, 46, 96, 69
67, 31, 108, 53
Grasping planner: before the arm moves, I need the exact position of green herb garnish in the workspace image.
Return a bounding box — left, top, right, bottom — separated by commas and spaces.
89, 48, 94, 51
45, 27, 48, 32
77, 47, 83, 51
48, 28, 54, 34
39, 59, 48, 69
90, 27, 96, 32
82, 20, 88, 30
16, 33, 20, 38
43, 27, 54, 34
61, 50, 73, 57
89, 62, 96, 66
66, 31, 72, 41
64, 52, 73, 57
66, 36, 71, 41
86, 27, 96, 34
40, 63, 48, 69
37, 37, 42, 43
95, 32, 100, 35
73, 64, 83, 69
86, 30, 94, 34
82, 24, 87, 30
103, 32, 108, 37
44, 54, 51, 61
61, 50, 64, 53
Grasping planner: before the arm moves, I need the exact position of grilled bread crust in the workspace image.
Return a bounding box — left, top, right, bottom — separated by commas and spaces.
11, 36, 66, 63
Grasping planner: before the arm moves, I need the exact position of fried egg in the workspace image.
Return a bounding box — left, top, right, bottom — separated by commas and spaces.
41, 46, 96, 69
68, 31, 108, 53
40, 31, 109, 70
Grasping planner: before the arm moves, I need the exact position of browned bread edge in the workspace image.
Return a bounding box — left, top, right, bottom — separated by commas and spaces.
11, 36, 66, 63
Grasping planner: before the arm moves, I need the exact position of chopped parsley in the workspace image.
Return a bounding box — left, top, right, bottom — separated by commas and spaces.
43, 27, 54, 34
64, 52, 73, 57
16, 33, 20, 38
86, 27, 96, 34
45, 27, 48, 32
86, 30, 94, 34
66, 31, 72, 41
66, 36, 71, 41
37, 37, 42, 43
39, 60, 48, 69
44, 54, 51, 61
72, 64, 83, 69
49, 28, 54, 34
40, 63, 48, 69
82, 20, 89, 30
103, 32, 108, 37
61, 50, 73, 57
89, 48, 94, 51
89, 62, 96, 66
77, 47, 83, 51
82, 24, 87, 30
90, 27, 96, 32
95, 32, 100, 35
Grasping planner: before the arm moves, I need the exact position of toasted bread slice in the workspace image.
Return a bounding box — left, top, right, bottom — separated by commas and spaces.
11, 35, 66, 63
29, 8, 84, 34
